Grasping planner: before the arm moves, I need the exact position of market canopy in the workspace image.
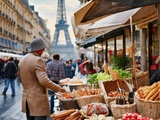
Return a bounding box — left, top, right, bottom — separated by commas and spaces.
87, 8, 140, 36
87, 5, 157, 36
0, 52, 24, 58
74, 0, 160, 25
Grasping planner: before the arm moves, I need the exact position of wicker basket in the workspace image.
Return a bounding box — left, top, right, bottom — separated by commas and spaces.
56, 93, 80, 110
99, 79, 133, 107
110, 100, 136, 119
134, 93, 160, 119
58, 98, 80, 110
76, 94, 105, 108
125, 68, 149, 89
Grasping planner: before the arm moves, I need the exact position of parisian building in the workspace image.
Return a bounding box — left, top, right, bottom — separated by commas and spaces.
0, 0, 51, 55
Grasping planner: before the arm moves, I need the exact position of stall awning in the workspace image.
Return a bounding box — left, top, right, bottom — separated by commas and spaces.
83, 36, 97, 48
87, 8, 140, 36
74, 0, 95, 26
74, 5, 157, 38
74, 0, 160, 25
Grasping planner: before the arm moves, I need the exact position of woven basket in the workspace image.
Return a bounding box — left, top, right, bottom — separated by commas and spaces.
76, 94, 105, 108
134, 93, 160, 119
126, 68, 149, 89
56, 93, 80, 110
110, 100, 136, 119
58, 98, 80, 110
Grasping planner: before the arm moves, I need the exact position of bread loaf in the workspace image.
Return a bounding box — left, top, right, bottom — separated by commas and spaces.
145, 85, 158, 100
50, 109, 75, 118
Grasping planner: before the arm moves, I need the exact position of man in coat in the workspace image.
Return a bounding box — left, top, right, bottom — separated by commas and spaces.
18, 38, 66, 120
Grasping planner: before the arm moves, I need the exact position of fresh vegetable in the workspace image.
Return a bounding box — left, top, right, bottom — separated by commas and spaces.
121, 113, 153, 120
96, 72, 112, 81
87, 73, 98, 85
116, 69, 132, 78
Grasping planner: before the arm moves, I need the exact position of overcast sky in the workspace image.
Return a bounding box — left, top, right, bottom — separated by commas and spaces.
28, 0, 80, 44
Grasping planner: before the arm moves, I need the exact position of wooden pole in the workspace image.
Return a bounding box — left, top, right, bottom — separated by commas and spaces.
158, 4, 160, 54
130, 16, 137, 91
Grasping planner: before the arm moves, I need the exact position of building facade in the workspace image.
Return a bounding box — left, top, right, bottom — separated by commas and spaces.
0, 0, 51, 55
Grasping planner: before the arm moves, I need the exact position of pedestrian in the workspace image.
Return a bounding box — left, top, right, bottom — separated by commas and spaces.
46, 53, 66, 113
18, 38, 66, 120
64, 60, 73, 78
69, 59, 76, 77
1, 57, 17, 97
0, 58, 5, 84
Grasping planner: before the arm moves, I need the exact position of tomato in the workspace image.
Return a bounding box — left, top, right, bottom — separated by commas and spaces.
127, 113, 132, 118
122, 116, 127, 120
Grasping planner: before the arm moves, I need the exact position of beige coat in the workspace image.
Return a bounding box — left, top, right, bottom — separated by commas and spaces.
18, 53, 62, 116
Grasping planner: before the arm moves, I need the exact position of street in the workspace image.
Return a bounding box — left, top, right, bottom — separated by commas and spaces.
0, 78, 57, 120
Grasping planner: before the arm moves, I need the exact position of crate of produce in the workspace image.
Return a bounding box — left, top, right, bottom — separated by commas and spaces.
110, 100, 136, 119
135, 82, 160, 119
73, 87, 105, 108
56, 92, 80, 110
99, 79, 133, 106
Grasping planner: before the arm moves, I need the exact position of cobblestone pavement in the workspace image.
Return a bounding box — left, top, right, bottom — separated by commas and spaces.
0, 78, 58, 120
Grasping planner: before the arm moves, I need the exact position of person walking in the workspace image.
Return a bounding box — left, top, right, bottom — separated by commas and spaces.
1, 57, 17, 97
0, 59, 5, 84
46, 53, 65, 113
18, 38, 66, 120
64, 60, 73, 78
69, 59, 76, 78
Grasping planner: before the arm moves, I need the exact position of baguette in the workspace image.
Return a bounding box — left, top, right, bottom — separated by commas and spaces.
154, 94, 159, 101
65, 110, 81, 120
50, 109, 75, 118
145, 86, 158, 100
149, 90, 159, 101
78, 115, 85, 120
53, 115, 70, 120
142, 83, 157, 99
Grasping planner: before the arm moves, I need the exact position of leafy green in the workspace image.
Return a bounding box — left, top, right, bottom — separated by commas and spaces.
96, 72, 112, 81
116, 69, 132, 78
87, 73, 98, 85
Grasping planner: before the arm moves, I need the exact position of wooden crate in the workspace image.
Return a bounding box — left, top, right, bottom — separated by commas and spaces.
99, 79, 133, 106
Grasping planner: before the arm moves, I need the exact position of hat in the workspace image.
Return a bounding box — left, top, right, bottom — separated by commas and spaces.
30, 38, 47, 52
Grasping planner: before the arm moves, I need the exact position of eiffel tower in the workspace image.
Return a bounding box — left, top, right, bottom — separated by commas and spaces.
50, 0, 76, 60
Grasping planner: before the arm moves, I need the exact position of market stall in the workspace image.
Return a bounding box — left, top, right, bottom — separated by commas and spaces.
49, 66, 160, 120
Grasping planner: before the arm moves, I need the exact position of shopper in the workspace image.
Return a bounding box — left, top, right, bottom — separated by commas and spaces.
18, 38, 66, 120
79, 60, 97, 75
46, 53, 66, 113
1, 57, 17, 97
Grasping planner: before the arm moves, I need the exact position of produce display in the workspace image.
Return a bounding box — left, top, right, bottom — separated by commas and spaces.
137, 82, 160, 101
87, 68, 132, 86
53, 66, 159, 120
121, 113, 153, 120
57, 92, 73, 100
59, 77, 83, 85
73, 87, 100, 98
50, 109, 84, 120
81, 103, 109, 116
